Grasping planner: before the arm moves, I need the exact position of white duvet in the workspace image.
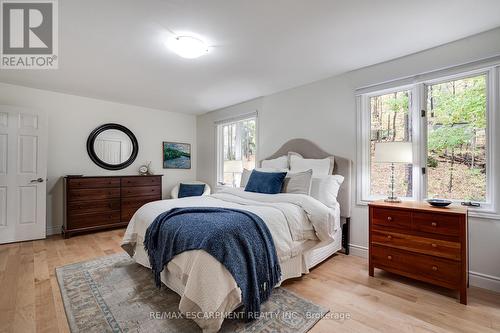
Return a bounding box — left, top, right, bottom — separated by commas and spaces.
121, 188, 339, 332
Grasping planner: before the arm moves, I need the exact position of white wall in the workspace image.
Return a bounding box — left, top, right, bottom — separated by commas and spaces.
0, 82, 197, 235
197, 27, 500, 291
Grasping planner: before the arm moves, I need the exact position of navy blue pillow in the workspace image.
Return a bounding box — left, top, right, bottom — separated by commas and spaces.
178, 183, 206, 198
244, 170, 287, 194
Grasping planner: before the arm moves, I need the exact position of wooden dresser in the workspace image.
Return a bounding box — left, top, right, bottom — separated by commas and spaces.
368, 201, 468, 304
63, 175, 162, 237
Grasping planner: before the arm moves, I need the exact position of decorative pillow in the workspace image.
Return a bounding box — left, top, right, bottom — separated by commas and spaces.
240, 167, 289, 187
281, 169, 313, 195
178, 183, 206, 198
261, 155, 289, 169
244, 170, 287, 194
289, 154, 334, 176
310, 175, 344, 207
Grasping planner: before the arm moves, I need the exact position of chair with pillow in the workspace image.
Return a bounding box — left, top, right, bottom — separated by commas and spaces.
171, 181, 211, 199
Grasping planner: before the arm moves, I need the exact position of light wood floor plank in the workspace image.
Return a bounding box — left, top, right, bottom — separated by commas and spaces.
0, 244, 20, 333
13, 242, 36, 333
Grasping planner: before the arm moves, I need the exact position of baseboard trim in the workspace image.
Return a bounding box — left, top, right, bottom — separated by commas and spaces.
46, 225, 62, 236
469, 271, 500, 292
349, 243, 368, 258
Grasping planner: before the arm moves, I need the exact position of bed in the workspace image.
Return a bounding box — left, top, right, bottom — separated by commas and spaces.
121, 138, 352, 332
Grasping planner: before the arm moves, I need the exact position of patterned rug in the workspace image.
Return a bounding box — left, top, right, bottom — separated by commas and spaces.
56, 253, 328, 333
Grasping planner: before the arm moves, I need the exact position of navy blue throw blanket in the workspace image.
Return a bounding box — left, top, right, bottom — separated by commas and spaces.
143, 207, 281, 319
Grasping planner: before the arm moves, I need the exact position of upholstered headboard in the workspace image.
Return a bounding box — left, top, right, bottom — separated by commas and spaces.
261, 138, 352, 218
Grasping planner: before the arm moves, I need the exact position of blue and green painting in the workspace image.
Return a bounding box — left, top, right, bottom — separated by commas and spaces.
163, 142, 191, 169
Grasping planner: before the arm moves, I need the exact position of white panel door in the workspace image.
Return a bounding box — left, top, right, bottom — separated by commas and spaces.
0, 106, 47, 243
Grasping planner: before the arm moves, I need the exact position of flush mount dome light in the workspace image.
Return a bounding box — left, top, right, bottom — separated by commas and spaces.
167, 35, 209, 59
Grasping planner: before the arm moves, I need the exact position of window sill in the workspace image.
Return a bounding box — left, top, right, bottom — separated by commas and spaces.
468, 209, 500, 220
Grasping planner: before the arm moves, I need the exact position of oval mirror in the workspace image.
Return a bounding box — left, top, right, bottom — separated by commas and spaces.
86, 123, 138, 170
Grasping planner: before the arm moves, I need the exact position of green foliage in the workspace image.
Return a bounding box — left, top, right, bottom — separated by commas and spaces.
428, 76, 486, 153
384, 92, 409, 114
468, 168, 482, 176
430, 77, 486, 128
427, 156, 438, 168
428, 126, 472, 153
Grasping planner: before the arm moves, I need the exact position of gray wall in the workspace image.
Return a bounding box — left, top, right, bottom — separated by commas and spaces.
197, 27, 500, 291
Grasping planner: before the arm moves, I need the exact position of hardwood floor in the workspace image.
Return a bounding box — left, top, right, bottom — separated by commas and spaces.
0, 229, 499, 333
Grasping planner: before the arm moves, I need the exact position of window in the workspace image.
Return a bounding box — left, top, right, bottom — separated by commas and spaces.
369, 89, 413, 199
426, 75, 487, 202
216, 115, 257, 187
358, 67, 496, 212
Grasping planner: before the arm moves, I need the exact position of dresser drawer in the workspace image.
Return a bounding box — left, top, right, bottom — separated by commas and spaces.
371, 245, 460, 286
67, 177, 120, 189
68, 188, 120, 201
371, 230, 461, 261
68, 199, 120, 216
371, 244, 415, 276
121, 176, 161, 187
121, 186, 161, 198
412, 212, 460, 237
67, 211, 121, 229
372, 208, 411, 230
411, 251, 461, 286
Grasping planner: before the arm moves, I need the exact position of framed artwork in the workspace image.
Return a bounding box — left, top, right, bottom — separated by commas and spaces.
163, 142, 191, 169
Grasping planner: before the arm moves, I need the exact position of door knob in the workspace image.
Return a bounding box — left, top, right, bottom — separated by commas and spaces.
30, 178, 44, 183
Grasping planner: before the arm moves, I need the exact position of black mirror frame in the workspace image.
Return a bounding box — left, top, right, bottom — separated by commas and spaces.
86, 123, 139, 170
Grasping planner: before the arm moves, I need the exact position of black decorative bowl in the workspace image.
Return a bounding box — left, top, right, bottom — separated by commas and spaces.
427, 199, 452, 207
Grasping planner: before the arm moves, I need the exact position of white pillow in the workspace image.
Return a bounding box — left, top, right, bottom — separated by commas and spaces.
261, 156, 289, 169
239, 167, 289, 187
289, 154, 333, 176
310, 175, 344, 208
240, 168, 252, 187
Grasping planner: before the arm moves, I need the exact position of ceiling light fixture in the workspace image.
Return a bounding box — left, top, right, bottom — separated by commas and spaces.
167, 35, 209, 59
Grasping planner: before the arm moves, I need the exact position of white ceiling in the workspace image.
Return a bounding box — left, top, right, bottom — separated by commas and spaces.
1, 0, 500, 114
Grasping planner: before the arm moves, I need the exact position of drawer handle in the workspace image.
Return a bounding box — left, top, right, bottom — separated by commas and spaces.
387, 235, 392, 240
387, 255, 392, 260
432, 265, 438, 271
387, 216, 393, 222
431, 243, 437, 248
431, 222, 437, 227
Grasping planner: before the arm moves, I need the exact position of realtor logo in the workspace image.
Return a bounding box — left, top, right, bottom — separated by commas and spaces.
1, 0, 58, 69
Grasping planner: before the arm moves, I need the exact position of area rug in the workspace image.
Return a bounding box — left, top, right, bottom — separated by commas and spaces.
56, 253, 328, 333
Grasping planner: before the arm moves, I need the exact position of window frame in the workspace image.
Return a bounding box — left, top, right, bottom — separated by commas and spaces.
357, 66, 498, 216
215, 113, 258, 188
